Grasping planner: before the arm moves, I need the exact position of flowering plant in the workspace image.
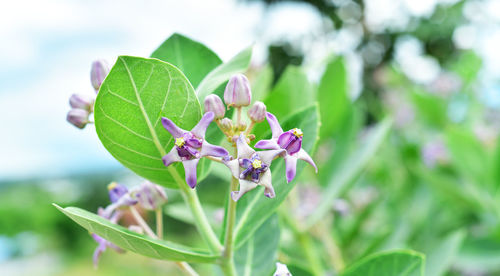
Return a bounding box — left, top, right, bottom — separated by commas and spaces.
56, 33, 412, 276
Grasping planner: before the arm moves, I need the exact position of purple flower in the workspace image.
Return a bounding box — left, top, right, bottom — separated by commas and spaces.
69, 93, 95, 111
132, 181, 168, 210
102, 182, 137, 218
161, 112, 229, 188
92, 208, 124, 268
224, 134, 284, 201
248, 101, 267, 122
255, 112, 317, 183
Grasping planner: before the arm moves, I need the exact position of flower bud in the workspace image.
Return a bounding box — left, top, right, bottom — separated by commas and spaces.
224, 74, 251, 107
69, 93, 95, 111
90, 60, 110, 92
132, 181, 167, 210
248, 101, 266, 122
66, 108, 89, 129
219, 118, 233, 132
204, 94, 225, 119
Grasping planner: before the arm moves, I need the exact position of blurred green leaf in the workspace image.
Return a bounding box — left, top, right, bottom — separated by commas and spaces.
54, 204, 218, 263
234, 214, 280, 276
151, 33, 222, 88
233, 105, 319, 248
196, 47, 252, 101
445, 127, 489, 184
341, 250, 425, 276
263, 66, 315, 119
94, 56, 204, 188
251, 64, 274, 102
305, 118, 392, 229
410, 90, 447, 127
318, 56, 350, 138
425, 230, 465, 276
450, 51, 482, 84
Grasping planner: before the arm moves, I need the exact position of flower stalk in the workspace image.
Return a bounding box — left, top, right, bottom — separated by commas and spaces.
221, 175, 239, 276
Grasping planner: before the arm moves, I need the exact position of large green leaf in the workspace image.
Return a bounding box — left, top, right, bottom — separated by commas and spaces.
196, 47, 252, 101
263, 66, 315, 120
54, 204, 217, 263
233, 105, 319, 248
234, 214, 280, 276
341, 250, 425, 276
318, 56, 350, 138
94, 56, 204, 188
151, 33, 222, 88
305, 118, 392, 229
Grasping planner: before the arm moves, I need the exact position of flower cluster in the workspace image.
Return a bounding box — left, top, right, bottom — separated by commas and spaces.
161, 74, 317, 201
91, 181, 167, 267
66, 60, 109, 129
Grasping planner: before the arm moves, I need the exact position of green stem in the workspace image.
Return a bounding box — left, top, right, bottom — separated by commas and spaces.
175, 262, 199, 276
221, 176, 238, 276
156, 208, 163, 239
168, 166, 223, 253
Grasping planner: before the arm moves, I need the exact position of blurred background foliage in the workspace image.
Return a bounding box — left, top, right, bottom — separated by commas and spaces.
2, 0, 500, 275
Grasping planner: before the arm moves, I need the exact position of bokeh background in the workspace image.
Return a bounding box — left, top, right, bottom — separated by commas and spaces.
2, 0, 500, 275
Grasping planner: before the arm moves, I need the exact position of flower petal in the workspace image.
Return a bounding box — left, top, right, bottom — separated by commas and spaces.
236, 134, 255, 159
231, 179, 258, 201
191, 112, 214, 139
224, 160, 240, 179
284, 155, 298, 183
93, 242, 106, 268
259, 170, 275, 198
254, 139, 280, 150
162, 147, 181, 167
200, 141, 229, 157
182, 159, 200, 188
296, 148, 318, 173
258, 149, 285, 165
161, 117, 185, 138
266, 112, 284, 139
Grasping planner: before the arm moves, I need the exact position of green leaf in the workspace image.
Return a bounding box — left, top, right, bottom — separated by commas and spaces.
151, 33, 222, 88
410, 89, 448, 127
251, 64, 274, 102
234, 214, 280, 276
196, 47, 252, 100
305, 118, 392, 229
318, 56, 350, 138
425, 230, 465, 276
233, 105, 319, 248
94, 56, 204, 188
54, 204, 217, 263
341, 250, 425, 276
263, 66, 315, 120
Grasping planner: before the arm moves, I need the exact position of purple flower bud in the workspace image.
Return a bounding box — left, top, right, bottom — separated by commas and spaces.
90, 60, 110, 92
248, 101, 266, 122
219, 118, 233, 132
66, 108, 89, 129
204, 94, 225, 119
224, 74, 251, 107
132, 181, 168, 210
69, 93, 95, 111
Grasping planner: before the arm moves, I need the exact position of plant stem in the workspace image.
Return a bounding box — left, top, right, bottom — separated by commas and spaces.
206, 156, 224, 163
156, 208, 163, 239
175, 262, 199, 276
244, 121, 255, 136
130, 206, 157, 238
236, 107, 242, 127
315, 220, 345, 272
167, 166, 223, 253
220, 176, 238, 276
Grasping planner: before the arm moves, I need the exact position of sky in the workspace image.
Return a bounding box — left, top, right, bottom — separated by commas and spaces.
1, 0, 499, 181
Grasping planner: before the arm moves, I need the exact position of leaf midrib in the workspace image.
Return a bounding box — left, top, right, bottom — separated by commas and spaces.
121, 57, 167, 157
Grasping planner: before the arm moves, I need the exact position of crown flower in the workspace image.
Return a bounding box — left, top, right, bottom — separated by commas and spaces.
255, 112, 317, 183
224, 134, 284, 201
161, 112, 229, 188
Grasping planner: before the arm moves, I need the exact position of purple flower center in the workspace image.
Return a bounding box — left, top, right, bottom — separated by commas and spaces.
239, 153, 268, 183
175, 132, 203, 161
277, 128, 303, 155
